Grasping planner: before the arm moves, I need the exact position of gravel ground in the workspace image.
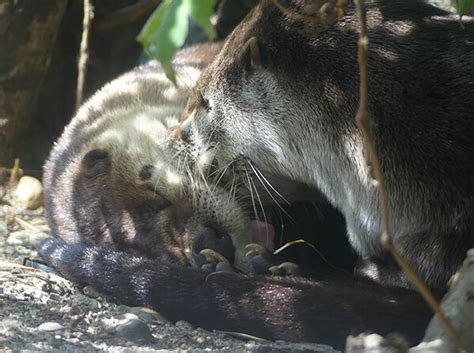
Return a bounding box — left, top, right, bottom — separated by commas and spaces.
0, 181, 338, 353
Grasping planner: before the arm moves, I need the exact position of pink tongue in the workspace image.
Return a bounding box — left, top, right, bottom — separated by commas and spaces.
250, 220, 275, 252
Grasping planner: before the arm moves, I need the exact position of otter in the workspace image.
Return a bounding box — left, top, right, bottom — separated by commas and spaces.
179, 0, 474, 290
40, 0, 474, 349
42, 42, 260, 273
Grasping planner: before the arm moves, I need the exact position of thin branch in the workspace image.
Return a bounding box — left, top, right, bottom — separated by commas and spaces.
353, 1, 464, 351
75, 0, 94, 111
9, 158, 20, 183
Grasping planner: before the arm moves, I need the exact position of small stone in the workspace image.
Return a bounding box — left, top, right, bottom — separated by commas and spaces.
175, 320, 193, 331
15, 176, 44, 210
71, 292, 100, 309
59, 305, 72, 313
37, 322, 65, 333
6, 230, 49, 246
114, 313, 153, 343
82, 285, 101, 299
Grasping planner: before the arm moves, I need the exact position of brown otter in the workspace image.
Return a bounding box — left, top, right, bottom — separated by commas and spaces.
40, 0, 474, 349
179, 0, 474, 291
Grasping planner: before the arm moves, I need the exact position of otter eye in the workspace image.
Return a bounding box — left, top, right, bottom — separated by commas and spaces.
202, 98, 211, 112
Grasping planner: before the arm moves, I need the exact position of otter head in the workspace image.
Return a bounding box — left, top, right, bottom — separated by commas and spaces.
176, 0, 350, 205
76, 112, 254, 272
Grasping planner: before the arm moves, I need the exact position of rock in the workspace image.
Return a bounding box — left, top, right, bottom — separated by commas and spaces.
346, 333, 408, 353
114, 313, 153, 343
14, 176, 44, 210
415, 248, 474, 353
176, 320, 194, 331
71, 292, 100, 310
82, 285, 101, 299
6, 230, 49, 246
37, 321, 65, 333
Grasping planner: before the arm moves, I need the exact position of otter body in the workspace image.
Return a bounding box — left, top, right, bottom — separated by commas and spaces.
43, 42, 256, 271
40, 0, 474, 349
180, 0, 474, 290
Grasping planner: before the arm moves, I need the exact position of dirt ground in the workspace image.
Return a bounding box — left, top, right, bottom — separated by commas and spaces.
0, 181, 338, 353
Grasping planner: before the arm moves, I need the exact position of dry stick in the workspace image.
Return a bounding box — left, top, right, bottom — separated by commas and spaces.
353, 1, 465, 352
9, 158, 20, 183
75, 0, 94, 111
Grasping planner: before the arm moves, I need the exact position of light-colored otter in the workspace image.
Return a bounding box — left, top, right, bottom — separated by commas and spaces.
43, 42, 255, 272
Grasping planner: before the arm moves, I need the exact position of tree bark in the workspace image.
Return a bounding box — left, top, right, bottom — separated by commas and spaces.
0, 0, 67, 167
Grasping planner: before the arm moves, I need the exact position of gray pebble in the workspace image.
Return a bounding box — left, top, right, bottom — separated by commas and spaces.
175, 320, 194, 331
71, 292, 100, 309
114, 313, 153, 343
6, 230, 49, 246
37, 322, 65, 333
82, 285, 101, 299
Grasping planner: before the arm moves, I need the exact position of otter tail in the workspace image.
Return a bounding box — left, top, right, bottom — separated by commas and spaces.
38, 237, 432, 349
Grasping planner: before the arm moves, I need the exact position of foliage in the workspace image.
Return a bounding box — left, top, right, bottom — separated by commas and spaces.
458, 0, 474, 15
137, 0, 216, 83
138, 0, 474, 83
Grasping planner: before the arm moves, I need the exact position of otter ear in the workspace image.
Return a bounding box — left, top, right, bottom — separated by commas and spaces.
81, 148, 111, 178
238, 36, 263, 72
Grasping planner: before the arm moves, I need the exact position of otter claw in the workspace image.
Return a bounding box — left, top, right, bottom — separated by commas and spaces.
199, 248, 230, 265
269, 262, 301, 277
245, 243, 275, 275
245, 243, 270, 259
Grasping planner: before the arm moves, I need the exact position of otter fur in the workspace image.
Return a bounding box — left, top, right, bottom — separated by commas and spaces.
180, 0, 474, 290
40, 0, 474, 349
42, 42, 259, 272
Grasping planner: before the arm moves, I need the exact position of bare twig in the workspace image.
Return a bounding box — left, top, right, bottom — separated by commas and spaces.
9, 158, 20, 183
14, 216, 49, 237
75, 0, 94, 111
353, 1, 464, 351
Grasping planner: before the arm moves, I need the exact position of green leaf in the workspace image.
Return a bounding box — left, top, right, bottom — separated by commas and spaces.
137, 0, 217, 83
137, 0, 190, 83
189, 0, 217, 40
458, 0, 474, 15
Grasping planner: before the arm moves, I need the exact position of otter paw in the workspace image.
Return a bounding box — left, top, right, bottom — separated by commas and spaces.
269, 262, 301, 277
197, 248, 235, 273
245, 243, 275, 275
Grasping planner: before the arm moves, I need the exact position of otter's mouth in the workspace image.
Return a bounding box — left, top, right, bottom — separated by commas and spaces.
250, 220, 275, 252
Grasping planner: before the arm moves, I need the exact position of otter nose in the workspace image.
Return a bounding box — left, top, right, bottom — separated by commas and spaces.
192, 227, 235, 266
170, 125, 191, 145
